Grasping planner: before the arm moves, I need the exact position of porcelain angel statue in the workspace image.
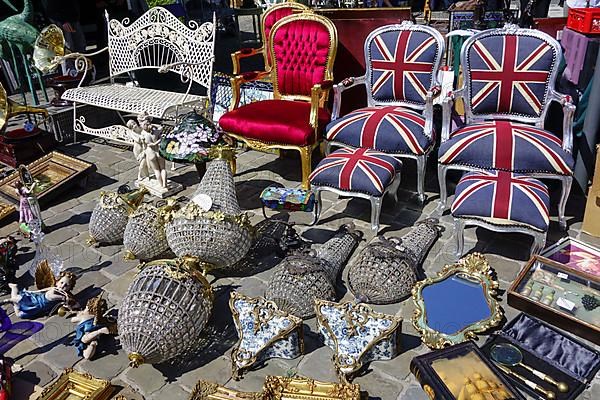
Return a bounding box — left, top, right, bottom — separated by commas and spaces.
70, 293, 117, 360
126, 117, 149, 182
1, 260, 78, 319
140, 118, 167, 188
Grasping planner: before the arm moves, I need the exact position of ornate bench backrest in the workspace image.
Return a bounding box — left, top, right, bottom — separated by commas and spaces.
107, 7, 215, 90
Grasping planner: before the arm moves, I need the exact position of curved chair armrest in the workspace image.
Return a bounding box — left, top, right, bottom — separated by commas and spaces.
331, 76, 366, 121
50, 47, 109, 87
441, 88, 464, 143
310, 81, 334, 132
424, 85, 442, 140
231, 47, 265, 75
229, 71, 271, 111
549, 90, 575, 154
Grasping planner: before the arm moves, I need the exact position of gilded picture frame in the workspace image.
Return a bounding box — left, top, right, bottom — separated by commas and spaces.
0, 201, 15, 223
188, 381, 263, 400
36, 368, 113, 400
0, 151, 93, 204
411, 253, 503, 349
263, 376, 361, 400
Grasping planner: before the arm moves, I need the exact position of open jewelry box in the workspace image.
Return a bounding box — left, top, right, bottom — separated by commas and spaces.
481, 313, 600, 400
508, 255, 600, 345
411, 341, 526, 400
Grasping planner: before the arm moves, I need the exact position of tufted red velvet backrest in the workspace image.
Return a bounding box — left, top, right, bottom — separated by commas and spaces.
262, 3, 307, 69
271, 17, 335, 98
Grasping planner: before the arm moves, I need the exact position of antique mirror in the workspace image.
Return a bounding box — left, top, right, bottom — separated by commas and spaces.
412, 253, 503, 348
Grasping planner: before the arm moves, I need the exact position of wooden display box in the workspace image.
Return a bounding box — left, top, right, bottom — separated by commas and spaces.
411, 341, 526, 400
0, 152, 93, 205
508, 255, 600, 345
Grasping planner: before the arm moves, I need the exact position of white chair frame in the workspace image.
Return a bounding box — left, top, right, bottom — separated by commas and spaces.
437, 25, 575, 230
326, 21, 446, 203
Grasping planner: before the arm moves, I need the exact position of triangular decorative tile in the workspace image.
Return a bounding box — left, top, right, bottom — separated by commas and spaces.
315, 299, 402, 381
230, 292, 304, 379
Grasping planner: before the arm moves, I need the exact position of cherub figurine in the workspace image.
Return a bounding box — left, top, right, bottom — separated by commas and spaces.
1, 261, 78, 319
70, 294, 117, 360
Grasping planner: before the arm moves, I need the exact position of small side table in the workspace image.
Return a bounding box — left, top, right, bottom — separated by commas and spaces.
233, 7, 263, 47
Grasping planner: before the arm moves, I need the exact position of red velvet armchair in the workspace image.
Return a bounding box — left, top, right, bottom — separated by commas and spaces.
220, 11, 338, 189
230, 2, 308, 78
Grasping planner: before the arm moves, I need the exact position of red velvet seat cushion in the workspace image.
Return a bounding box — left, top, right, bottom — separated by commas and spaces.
219, 99, 331, 146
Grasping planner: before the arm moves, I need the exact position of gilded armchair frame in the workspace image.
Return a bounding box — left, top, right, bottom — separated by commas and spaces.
327, 21, 445, 202
225, 11, 337, 190
230, 1, 309, 77
437, 25, 575, 229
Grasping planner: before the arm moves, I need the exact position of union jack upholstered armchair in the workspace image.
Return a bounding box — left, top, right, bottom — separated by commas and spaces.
325, 21, 445, 203
230, 1, 308, 77
219, 11, 338, 189
437, 25, 575, 230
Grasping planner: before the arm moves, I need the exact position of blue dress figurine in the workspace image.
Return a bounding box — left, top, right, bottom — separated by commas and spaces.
70, 295, 116, 360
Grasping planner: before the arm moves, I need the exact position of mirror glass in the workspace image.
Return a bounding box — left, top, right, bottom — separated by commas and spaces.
422, 273, 492, 335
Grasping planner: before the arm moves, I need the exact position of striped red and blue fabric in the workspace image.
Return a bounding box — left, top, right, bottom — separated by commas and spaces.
325, 106, 431, 155
438, 120, 574, 175
310, 148, 402, 196
466, 34, 555, 118
368, 30, 439, 104
451, 171, 550, 231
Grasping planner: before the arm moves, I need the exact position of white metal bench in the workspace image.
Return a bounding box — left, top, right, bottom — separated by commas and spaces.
61, 7, 216, 145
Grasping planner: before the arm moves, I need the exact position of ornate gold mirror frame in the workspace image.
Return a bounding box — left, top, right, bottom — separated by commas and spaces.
37, 369, 113, 400
263, 376, 361, 400
411, 253, 503, 349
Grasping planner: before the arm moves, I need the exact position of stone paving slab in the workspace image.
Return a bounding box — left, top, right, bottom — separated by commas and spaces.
2, 135, 597, 400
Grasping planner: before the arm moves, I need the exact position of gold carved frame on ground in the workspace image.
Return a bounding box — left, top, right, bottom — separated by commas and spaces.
0, 151, 93, 203
189, 380, 263, 400
411, 253, 504, 349
263, 376, 361, 400
36, 368, 113, 400
229, 292, 304, 380
225, 10, 338, 190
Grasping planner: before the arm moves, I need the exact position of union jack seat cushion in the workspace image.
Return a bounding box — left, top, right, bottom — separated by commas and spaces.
438, 121, 574, 175
310, 148, 402, 196
452, 171, 550, 231
466, 34, 556, 118
325, 106, 432, 155
368, 29, 440, 104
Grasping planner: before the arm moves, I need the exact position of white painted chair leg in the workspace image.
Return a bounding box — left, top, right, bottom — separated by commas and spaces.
531, 231, 547, 256
557, 175, 572, 231
454, 218, 465, 260
416, 155, 427, 204
369, 196, 383, 233
312, 189, 323, 226
437, 163, 449, 214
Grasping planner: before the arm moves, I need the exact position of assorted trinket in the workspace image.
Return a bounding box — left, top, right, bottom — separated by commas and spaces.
229, 292, 303, 379
265, 224, 361, 319
315, 299, 402, 382
88, 186, 148, 245
118, 257, 214, 367
70, 293, 117, 360
0, 236, 17, 296
165, 147, 253, 273
123, 200, 177, 261
15, 165, 43, 238
348, 218, 441, 304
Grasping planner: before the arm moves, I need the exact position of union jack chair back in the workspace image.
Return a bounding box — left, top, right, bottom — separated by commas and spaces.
437, 25, 576, 230
219, 11, 338, 189
326, 21, 445, 203
230, 2, 309, 76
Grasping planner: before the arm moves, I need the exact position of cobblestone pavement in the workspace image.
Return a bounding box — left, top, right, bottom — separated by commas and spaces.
2, 135, 598, 400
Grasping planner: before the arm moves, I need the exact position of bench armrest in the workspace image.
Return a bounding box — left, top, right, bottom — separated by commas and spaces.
231, 47, 264, 75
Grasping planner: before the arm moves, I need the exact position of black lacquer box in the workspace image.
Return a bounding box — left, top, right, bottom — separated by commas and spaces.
481, 313, 600, 400
411, 341, 526, 400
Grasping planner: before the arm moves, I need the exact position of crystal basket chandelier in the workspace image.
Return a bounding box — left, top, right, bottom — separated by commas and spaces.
123, 201, 177, 261
118, 257, 214, 367
88, 186, 148, 245
265, 224, 361, 319
165, 147, 254, 273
